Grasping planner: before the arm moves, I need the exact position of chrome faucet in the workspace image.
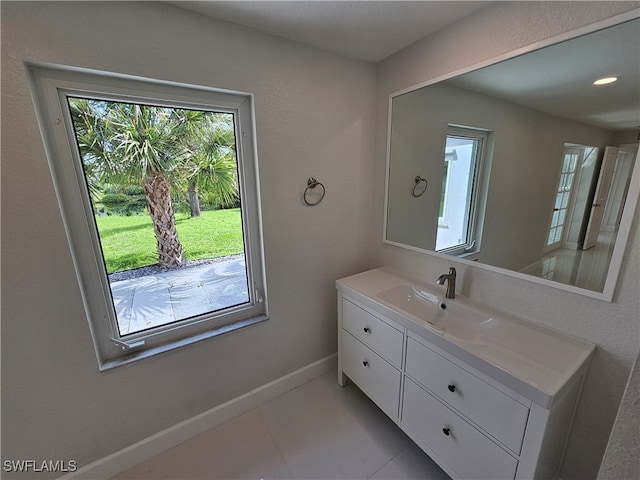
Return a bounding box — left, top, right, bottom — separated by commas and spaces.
437, 267, 456, 299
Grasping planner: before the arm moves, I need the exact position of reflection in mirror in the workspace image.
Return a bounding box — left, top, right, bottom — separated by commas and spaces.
385, 17, 640, 298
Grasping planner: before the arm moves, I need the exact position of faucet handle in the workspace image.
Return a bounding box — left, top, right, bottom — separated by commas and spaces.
449, 267, 456, 276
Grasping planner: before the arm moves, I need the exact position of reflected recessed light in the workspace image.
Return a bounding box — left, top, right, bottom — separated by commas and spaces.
593, 76, 620, 85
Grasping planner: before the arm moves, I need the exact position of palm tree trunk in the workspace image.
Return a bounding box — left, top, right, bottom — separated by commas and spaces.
188, 181, 201, 217
144, 171, 184, 269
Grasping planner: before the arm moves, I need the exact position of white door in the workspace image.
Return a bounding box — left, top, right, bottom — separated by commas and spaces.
602, 149, 636, 230
583, 146, 619, 250
546, 148, 581, 251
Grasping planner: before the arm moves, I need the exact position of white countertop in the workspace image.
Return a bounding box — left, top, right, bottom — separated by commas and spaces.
336, 268, 595, 408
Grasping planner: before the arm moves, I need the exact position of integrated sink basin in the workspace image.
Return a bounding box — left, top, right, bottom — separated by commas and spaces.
377, 284, 496, 341
337, 267, 596, 408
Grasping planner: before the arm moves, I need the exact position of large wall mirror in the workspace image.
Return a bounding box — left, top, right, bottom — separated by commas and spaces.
384, 15, 640, 301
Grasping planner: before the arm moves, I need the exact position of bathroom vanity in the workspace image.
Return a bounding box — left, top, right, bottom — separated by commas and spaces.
336, 268, 595, 480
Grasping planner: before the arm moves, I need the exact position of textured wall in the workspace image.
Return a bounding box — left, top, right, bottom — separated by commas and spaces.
598, 351, 640, 479
374, 2, 640, 479
3, 2, 638, 478
1, 1, 375, 476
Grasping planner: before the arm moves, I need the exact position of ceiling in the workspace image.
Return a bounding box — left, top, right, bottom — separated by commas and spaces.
168, 1, 491, 62
447, 17, 640, 131
167, 1, 639, 131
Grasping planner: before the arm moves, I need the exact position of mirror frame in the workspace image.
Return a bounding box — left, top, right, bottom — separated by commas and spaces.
383, 10, 640, 302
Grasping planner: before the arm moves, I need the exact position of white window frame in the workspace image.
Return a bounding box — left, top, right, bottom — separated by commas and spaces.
27, 63, 267, 370
436, 126, 490, 256
438, 148, 457, 227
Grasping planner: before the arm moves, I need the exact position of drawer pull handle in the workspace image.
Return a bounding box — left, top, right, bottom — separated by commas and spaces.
448, 384, 456, 393
442, 427, 451, 436
363, 327, 371, 333
362, 360, 369, 367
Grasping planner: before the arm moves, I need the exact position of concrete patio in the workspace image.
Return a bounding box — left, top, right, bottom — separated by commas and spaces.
110, 256, 249, 335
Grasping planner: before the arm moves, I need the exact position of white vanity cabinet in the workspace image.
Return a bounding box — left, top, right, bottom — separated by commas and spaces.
402, 377, 519, 480
337, 268, 595, 480
402, 334, 525, 480
340, 298, 403, 420
404, 335, 529, 454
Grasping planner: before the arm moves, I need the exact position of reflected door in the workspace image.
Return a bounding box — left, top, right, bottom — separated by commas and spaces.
546, 148, 580, 251
584, 146, 618, 250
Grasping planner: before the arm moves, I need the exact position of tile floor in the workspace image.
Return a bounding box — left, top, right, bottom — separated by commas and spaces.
112, 372, 450, 480
519, 229, 616, 291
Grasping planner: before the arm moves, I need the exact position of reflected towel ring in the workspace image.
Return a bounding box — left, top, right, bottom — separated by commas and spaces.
304, 177, 326, 206
412, 176, 428, 197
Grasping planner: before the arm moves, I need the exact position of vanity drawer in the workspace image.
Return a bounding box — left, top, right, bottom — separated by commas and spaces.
342, 298, 403, 368
342, 330, 401, 420
406, 336, 529, 453
402, 378, 518, 480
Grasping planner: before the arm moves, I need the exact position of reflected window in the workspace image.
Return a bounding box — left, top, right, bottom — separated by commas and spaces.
436, 126, 489, 254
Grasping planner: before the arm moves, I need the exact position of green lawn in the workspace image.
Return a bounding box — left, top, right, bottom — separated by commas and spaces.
95, 209, 244, 273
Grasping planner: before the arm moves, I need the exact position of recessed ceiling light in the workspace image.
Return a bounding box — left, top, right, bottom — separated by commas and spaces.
593, 76, 620, 85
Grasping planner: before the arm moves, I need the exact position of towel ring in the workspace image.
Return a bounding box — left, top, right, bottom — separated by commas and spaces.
304, 177, 325, 206
412, 176, 428, 197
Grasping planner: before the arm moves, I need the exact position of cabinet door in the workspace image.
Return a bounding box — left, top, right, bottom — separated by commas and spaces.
406, 337, 529, 453
343, 299, 404, 368
403, 378, 518, 480
342, 330, 401, 420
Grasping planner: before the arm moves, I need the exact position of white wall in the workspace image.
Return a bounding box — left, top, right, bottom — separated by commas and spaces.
598, 350, 640, 479
3, 2, 639, 479
374, 2, 640, 479
1, 1, 375, 476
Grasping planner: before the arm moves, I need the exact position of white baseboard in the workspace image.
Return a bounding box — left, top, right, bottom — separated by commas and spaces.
60, 353, 337, 480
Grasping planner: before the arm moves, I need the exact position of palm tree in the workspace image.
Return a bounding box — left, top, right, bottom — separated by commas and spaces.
69, 98, 202, 269
183, 113, 239, 217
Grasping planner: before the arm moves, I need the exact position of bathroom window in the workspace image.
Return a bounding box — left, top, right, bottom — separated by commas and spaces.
436, 126, 489, 255
28, 64, 267, 369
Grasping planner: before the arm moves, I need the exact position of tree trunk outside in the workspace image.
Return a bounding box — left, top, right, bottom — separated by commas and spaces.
188, 181, 201, 217
144, 171, 184, 269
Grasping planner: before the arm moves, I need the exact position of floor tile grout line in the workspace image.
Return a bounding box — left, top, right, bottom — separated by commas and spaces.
366, 444, 408, 480
257, 404, 294, 479
339, 390, 409, 473
256, 374, 407, 480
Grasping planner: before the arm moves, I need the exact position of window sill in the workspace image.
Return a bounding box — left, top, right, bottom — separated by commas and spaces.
458, 250, 480, 260
435, 247, 480, 258
99, 314, 268, 371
